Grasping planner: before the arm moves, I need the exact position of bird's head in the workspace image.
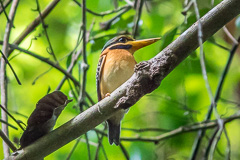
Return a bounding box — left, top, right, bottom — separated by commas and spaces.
101, 35, 160, 54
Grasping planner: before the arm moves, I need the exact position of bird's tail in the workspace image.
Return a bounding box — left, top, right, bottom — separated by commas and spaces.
107, 121, 120, 145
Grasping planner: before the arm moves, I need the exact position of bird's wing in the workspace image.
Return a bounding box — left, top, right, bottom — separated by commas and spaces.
96, 55, 106, 101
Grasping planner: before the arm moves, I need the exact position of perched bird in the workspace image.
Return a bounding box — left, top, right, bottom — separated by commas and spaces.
20, 91, 72, 148
96, 35, 160, 145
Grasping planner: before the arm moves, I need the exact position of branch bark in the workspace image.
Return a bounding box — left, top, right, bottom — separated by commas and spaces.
8, 0, 240, 159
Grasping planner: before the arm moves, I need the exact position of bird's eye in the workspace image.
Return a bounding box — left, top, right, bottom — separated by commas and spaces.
118, 37, 127, 43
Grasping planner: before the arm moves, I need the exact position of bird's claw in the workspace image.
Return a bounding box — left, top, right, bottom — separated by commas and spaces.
104, 93, 111, 98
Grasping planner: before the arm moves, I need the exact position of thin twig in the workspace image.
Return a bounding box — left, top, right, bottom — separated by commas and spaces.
0, 0, 19, 157
78, 4, 91, 156
0, 104, 25, 131
119, 143, 130, 160
93, 112, 240, 144
66, 137, 81, 160
94, 130, 108, 160
78, 0, 88, 110
8, 110, 28, 119
35, 0, 57, 62
220, 98, 240, 107
55, 49, 82, 90
207, 39, 230, 51
149, 94, 199, 113
124, 0, 134, 6
32, 67, 53, 85
190, 36, 240, 159
181, 0, 193, 16
99, 6, 131, 30
211, 0, 215, 7
223, 128, 231, 160
89, 31, 129, 41
0, 0, 11, 15
209, 39, 240, 160
209, 124, 224, 160
121, 127, 170, 133
132, 0, 144, 38
204, 134, 225, 158
223, 26, 238, 45
67, 79, 78, 101
0, 129, 17, 152
215, 37, 240, 102
9, 0, 60, 56
190, 0, 223, 159
193, 0, 220, 118
85, 133, 91, 160
0, 0, 11, 24
0, 50, 21, 85
0, 119, 18, 130
73, 0, 131, 17
203, 127, 219, 159
0, 42, 80, 86
55, 21, 94, 92
0, 41, 98, 106
120, 113, 240, 143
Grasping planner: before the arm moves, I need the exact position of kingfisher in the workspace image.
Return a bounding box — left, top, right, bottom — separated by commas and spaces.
96, 35, 160, 145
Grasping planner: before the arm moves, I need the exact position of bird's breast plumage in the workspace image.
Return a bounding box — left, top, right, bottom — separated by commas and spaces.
100, 49, 136, 98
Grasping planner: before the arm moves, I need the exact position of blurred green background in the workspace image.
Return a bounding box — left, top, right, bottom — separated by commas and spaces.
0, 0, 240, 159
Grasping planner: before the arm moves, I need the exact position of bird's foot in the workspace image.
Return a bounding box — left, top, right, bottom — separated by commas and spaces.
104, 93, 111, 98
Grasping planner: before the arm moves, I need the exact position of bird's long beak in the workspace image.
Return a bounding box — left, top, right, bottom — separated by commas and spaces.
128, 37, 161, 53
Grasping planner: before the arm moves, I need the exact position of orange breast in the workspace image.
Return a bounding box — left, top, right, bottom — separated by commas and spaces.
100, 49, 136, 98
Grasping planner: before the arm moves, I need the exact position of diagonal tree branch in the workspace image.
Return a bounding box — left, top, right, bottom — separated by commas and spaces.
7, 0, 240, 159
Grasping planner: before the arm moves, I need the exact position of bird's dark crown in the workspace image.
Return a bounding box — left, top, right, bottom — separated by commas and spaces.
101, 35, 134, 52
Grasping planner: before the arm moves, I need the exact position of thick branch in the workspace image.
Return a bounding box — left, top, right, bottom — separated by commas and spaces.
9, 0, 240, 159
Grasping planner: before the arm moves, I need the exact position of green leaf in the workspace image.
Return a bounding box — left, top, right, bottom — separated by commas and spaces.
160, 27, 178, 50
66, 53, 73, 68
90, 38, 107, 53
189, 50, 198, 59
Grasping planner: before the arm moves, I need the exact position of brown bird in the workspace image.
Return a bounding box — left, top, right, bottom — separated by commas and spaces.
96, 35, 160, 145
20, 91, 71, 148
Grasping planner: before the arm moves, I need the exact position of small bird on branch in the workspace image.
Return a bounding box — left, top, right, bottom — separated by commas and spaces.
19, 91, 72, 148
96, 35, 160, 145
